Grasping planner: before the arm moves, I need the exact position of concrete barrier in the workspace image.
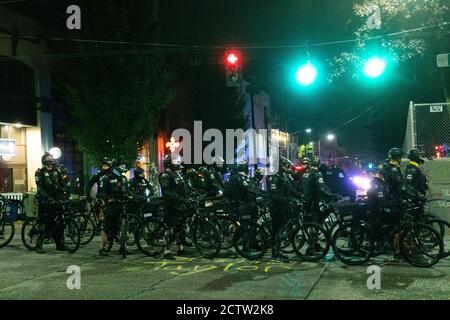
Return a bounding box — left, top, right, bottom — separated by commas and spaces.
422, 158, 450, 222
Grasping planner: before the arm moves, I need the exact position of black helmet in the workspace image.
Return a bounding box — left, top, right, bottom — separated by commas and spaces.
134, 167, 144, 176
311, 156, 321, 167
280, 156, 293, 172
301, 157, 310, 165
42, 152, 54, 166
186, 168, 198, 177
102, 157, 114, 166
162, 155, 172, 168
408, 149, 424, 164
163, 155, 183, 170
198, 166, 210, 177
254, 168, 263, 179
388, 148, 404, 161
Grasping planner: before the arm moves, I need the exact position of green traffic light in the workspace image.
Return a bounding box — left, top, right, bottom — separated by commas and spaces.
363, 57, 387, 78
295, 61, 318, 86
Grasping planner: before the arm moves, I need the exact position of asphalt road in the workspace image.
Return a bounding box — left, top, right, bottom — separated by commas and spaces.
1, 229, 450, 300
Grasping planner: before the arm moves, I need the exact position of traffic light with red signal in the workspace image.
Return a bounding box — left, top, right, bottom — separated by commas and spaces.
225, 50, 242, 87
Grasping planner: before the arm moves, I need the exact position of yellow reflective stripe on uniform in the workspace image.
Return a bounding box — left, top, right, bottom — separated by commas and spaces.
409, 161, 420, 168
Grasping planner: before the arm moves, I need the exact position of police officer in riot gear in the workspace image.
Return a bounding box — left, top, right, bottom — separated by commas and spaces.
267, 157, 302, 262
185, 168, 206, 193
225, 160, 260, 223
91, 157, 129, 256
368, 148, 404, 259
130, 167, 154, 199
370, 148, 404, 207
86, 157, 114, 200
198, 166, 223, 197
35, 152, 68, 253
302, 156, 335, 224
404, 149, 428, 201
159, 155, 190, 259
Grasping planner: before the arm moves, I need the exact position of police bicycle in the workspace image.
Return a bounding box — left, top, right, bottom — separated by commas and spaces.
203, 195, 240, 251
273, 198, 331, 262
135, 194, 221, 259
232, 195, 273, 260
68, 197, 97, 246
21, 199, 81, 253
0, 195, 16, 248
331, 200, 444, 267
103, 197, 146, 258
418, 199, 450, 260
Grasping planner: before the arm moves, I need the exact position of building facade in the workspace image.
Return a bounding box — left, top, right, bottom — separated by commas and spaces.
0, 6, 54, 193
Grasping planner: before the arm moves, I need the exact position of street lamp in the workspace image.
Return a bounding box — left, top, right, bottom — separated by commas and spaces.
305, 128, 312, 134
49, 147, 62, 160
327, 134, 335, 141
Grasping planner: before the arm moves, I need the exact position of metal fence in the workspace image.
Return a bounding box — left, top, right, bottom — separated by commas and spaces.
405, 101, 450, 158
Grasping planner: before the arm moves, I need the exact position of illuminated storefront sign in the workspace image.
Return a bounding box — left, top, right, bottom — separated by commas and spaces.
0, 139, 16, 156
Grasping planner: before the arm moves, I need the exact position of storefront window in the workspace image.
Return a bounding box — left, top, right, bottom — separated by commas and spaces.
0, 125, 27, 193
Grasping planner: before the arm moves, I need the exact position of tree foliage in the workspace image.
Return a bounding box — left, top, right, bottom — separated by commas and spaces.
329, 0, 449, 82
61, 1, 173, 166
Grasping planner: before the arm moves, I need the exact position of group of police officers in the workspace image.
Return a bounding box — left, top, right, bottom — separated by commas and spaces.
34, 146, 428, 262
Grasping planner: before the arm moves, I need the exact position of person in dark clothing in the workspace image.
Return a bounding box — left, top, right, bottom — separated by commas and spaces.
159, 155, 191, 259
404, 149, 428, 201
129, 167, 154, 199
367, 147, 405, 259
198, 166, 223, 197
35, 152, 68, 254
267, 157, 302, 262
302, 157, 335, 224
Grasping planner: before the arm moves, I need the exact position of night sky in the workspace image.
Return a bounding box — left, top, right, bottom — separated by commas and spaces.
160, 0, 447, 159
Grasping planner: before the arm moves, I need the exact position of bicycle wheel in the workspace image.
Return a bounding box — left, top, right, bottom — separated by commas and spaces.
74, 214, 96, 246
216, 216, 238, 250
63, 218, 81, 254
135, 219, 166, 257
192, 219, 221, 259
274, 221, 294, 254
119, 218, 128, 258
400, 223, 443, 267
21, 218, 38, 250
427, 218, 450, 259
292, 222, 330, 262
331, 224, 373, 266
126, 215, 141, 247
424, 214, 446, 239
0, 219, 15, 248
233, 223, 270, 260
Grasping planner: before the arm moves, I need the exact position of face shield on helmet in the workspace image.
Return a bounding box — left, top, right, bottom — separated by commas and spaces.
42, 152, 54, 167
101, 157, 113, 171
311, 156, 321, 168
408, 149, 424, 164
